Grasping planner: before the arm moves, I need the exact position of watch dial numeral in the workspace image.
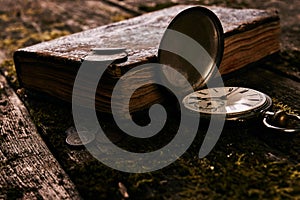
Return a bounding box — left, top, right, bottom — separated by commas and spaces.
248, 98, 260, 101
197, 91, 208, 95
190, 96, 201, 100
241, 103, 253, 107
239, 89, 249, 94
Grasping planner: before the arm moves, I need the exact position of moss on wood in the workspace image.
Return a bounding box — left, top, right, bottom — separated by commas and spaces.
0, 1, 300, 199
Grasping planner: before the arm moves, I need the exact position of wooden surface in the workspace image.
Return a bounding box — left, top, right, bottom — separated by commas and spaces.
224, 59, 300, 159
1, 1, 300, 199
0, 75, 80, 199
28, 53, 300, 199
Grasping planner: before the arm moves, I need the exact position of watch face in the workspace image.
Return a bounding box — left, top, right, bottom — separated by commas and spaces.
183, 87, 271, 118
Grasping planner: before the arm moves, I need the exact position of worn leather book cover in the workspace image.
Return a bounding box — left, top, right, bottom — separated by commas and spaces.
13, 5, 280, 113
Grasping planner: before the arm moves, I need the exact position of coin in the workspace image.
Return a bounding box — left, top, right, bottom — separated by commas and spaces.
65, 126, 95, 146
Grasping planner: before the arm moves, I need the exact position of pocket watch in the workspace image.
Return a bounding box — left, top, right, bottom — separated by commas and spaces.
182, 86, 272, 121
158, 6, 300, 133
182, 86, 300, 132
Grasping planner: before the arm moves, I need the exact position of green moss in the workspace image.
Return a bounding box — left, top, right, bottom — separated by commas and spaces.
272, 98, 297, 114
0, 59, 18, 88
0, 1, 299, 199
9, 77, 300, 199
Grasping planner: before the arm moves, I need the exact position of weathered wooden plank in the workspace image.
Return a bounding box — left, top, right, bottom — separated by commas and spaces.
19, 54, 299, 199
0, 75, 80, 199
27, 64, 300, 199
264, 51, 300, 82
3, 1, 299, 199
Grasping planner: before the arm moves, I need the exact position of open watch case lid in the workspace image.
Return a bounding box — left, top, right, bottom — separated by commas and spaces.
158, 6, 224, 96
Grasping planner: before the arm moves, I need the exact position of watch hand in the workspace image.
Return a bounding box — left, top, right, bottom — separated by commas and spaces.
190, 96, 225, 101
191, 88, 240, 101
207, 87, 240, 100
225, 87, 240, 97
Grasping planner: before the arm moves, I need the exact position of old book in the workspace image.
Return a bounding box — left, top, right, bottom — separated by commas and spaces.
14, 5, 280, 113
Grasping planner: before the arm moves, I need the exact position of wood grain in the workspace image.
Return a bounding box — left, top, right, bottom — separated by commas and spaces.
0, 75, 80, 199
